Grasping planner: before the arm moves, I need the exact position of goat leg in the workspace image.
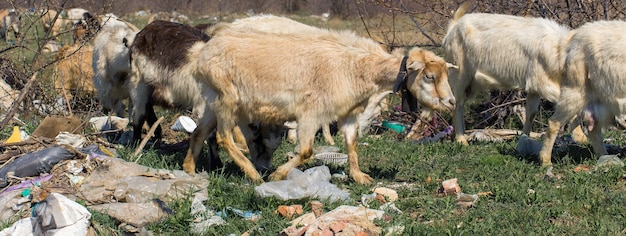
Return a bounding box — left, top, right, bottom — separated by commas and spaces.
217, 127, 263, 183
341, 116, 373, 184
269, 119, 317, 181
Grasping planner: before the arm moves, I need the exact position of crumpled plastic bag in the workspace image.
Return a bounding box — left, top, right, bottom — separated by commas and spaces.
55, 132, 86, 148
254, 166, 349, 202
17, 192, 91, 236
32, 193, 91, 235
89, 116, 129, 131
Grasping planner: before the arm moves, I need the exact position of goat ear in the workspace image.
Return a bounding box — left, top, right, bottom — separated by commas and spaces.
446, 62, 459, 69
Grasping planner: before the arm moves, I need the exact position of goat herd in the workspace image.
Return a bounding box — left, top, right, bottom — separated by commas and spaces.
4, 3, 626, 185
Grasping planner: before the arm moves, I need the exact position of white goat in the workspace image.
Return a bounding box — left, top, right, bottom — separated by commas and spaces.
92, 16, 138, 116
442, 3, 571, 145
538, 20, 626, 165
191, 23, 455, 184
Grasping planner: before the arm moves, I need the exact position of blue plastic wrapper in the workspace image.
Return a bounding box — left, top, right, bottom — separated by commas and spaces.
0, 147, 75, 188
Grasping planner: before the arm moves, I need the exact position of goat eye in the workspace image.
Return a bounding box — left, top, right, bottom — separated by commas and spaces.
423, 74, 434, 82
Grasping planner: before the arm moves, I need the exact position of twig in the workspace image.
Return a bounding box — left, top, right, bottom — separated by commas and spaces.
405, 118, 423, 140
58, 71, 73, 116
0, 139, 39, 148
28, 136, 54, 148
133, 117, 164, 162
353, 0, 372, 38
86, 128, 124, 136
0, 156, 17, 169
61, 144, 88, 159
399, 1, 439, 47
479, 97, 526, 115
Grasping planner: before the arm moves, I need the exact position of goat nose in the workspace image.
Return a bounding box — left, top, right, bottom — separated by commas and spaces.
447, 97, 456, 108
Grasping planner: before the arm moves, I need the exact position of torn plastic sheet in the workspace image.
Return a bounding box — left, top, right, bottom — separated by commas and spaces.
88, 199, 172, 228
77, 156, 209, 204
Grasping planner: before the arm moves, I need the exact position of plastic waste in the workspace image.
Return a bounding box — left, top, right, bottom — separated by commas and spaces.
382, 120, 405, 133
190, 195, 225, 233
88, 199, 172, 227
415, 125, 454, 143
77, 155, 208, 204
5, 126, 22, 143
55, 132, 86, 148
217, 207, 261, 221
31, 193, 91, 236
89, 116, 129, 131
170, 115, 197, 133
544, 166, 557, 181
516, 134, 542, 157
0, 147, 74, 188
19, 127, 29, 141
596, 155, 624, 170
314, 145, 340, 154
254, 166, 350, 202
456, 193, 479, 209
0, 174, 53, 197
0, 218, 33, 236
380, 202, 402, 213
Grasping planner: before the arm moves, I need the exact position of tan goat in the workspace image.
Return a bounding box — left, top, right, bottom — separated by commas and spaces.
191, 25, 455, 184
55, 43, 96, 102
226, 14, 392, 145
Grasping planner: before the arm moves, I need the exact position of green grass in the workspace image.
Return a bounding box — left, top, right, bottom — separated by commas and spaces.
69, 128, 625, 235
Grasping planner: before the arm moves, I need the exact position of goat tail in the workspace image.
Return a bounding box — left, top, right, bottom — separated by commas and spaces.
444, 1, 470, 37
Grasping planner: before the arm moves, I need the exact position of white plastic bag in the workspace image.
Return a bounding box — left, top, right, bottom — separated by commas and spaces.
254, 166, 349, 202
31, 193, 91, 236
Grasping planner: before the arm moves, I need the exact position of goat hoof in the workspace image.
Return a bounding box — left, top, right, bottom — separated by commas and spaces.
455, 137, 469, 146
352, 173, 373, 185
182, 161, 196, 174
268, 172, 286, 182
